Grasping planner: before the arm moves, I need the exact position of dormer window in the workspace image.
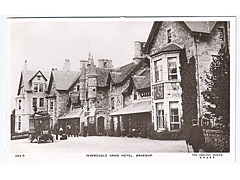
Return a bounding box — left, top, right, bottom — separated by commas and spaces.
167, 29, 172, 43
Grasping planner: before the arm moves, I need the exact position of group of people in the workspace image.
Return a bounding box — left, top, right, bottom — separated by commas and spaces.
54, 124, 82, 140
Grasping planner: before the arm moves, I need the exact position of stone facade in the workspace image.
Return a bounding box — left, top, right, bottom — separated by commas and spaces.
146, 21, 230, 131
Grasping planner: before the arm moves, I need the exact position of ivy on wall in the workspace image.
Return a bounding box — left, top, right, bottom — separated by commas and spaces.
179, 49, 198, 126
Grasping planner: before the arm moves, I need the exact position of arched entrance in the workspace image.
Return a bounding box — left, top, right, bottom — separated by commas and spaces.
97, 116, 104, 135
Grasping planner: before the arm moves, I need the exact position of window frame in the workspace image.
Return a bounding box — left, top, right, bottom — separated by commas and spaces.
50, 100, 54, 110
33, 84, 38, 92
39, 84, 44, 92
217, 28, 224, 41
39, 98, 44, 107
18, 116, 21, 131
168, 57, 178, 80
169, 102, 180, 130
156, 103, 164, 130
111, 97, 115, 110
154, 58, 163, 82
167, 29, 172, 43
32, 98, 37, 108
19, 100, 22, 109
77, 84, 80, 91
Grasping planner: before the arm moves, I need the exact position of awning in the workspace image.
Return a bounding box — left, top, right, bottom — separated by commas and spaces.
109, 100, 151, 116
58, 108, 83, 120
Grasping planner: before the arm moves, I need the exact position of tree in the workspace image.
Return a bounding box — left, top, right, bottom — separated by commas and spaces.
202, 45, 230, 130
179, 49, 198, 126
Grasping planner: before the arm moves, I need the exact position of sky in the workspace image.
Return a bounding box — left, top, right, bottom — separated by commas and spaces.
8, 18, 153, 109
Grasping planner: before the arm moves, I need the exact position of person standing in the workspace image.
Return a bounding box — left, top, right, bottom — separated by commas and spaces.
186, 119, 205, 152
55, 125, 59, 140
83, 125, 88, 137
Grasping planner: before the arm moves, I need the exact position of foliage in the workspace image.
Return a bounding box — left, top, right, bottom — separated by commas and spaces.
202, 45, 230, 130
179, 49, 198, 126
150, 129, 185, 140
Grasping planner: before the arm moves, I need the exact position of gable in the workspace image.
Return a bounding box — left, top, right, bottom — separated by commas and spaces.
29, 70, 48, 82
145, 21, 217, 54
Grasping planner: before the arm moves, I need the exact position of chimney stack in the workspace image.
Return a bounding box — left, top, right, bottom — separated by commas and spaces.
63, 59, 71, 71
133, 41, 145, 64
23, 60, 28, 73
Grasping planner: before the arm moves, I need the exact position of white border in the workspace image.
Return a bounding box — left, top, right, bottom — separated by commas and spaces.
4, 16, 236, 163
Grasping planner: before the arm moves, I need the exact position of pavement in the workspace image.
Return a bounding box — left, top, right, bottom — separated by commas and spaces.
10, 136, 193, 153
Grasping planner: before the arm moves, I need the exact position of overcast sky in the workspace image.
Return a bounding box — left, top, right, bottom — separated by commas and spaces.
9, 18, 153, 109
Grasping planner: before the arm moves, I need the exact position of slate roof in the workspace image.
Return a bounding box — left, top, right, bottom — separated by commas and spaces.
109, 100, 151, 116
113, 62, 137, 84
157, 43, 183, 54
88, 60, 97, 76
18, 70, 50, 95
52, 70, 80, 90
58, 108, 83, 120
132, 70, 151, 90
184, 21, 217, 34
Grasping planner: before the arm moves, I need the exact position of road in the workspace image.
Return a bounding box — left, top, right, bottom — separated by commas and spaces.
10, 136, 193, 153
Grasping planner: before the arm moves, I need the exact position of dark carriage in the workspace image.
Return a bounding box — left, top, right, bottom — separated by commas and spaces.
29, 114, 54, 143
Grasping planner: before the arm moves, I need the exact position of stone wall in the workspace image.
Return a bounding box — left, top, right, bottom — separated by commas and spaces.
149, 21, 229, 117
56, 91, 69, 118
203, 129, 230, 152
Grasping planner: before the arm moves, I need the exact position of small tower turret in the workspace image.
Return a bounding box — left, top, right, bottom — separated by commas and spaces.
79, 63, 86, 101
87, 59, 98, 100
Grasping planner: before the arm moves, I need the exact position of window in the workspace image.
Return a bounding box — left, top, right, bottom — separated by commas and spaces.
168, 57, 178, 80
103, 62, 107, 68
134, 92, 137, 100
19, 100, 22, 109
156, 103, 164, 129
217, 28, 224, 41
39, 84, 44, 92
154, 59, 163, 82
167, 29, 172, 43
37, 75, 41, 80
33, 84, 38, 92
39, 98, 44, 107
111, 97, 115, 110
33, 98, 37, 108
18, 116, 21, 131
170, 102, 180, 130
50, 100, 53, 110
77, 85, 80, 91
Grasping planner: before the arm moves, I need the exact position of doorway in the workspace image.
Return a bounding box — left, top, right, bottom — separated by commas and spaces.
97, 116, 104, 135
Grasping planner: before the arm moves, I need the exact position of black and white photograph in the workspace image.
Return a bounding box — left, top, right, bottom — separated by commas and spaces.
5, 17, 236, 163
